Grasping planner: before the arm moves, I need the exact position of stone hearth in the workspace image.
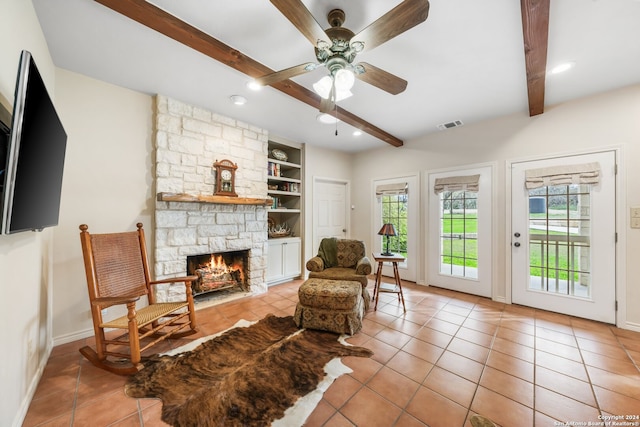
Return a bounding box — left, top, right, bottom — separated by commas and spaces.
153, 96, 269, 303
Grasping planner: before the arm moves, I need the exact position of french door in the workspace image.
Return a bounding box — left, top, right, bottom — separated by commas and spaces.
511, 151, 616, 323
427, 166, 493, 297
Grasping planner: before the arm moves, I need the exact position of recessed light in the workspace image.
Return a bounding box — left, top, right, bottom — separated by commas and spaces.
246, 81, 262, 91
549, 61, 575, 75
316, 113, 340, 124
353, 130, 362, 136
229, 95, 247, 105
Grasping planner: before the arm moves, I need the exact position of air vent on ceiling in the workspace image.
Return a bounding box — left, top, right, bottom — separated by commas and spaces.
437, 120, 464, 131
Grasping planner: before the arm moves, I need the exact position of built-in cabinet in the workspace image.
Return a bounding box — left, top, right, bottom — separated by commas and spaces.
266, 238, 301, 284
266, 138, 303, 285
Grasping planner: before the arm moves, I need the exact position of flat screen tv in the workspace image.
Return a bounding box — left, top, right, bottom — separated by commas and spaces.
0, 50, 67, 234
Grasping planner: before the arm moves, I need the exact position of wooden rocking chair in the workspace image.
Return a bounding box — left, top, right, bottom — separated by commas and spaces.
78, 223, 198, 375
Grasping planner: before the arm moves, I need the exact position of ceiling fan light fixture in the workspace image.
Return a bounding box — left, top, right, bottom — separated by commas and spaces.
335, 89, 353, 102
313, 76, 333, 99
334, 68, 355, 91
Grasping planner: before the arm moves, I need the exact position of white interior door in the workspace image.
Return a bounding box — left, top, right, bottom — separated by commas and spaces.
313, 179, 349, 253
427, 166, 493, 297
511, 151, 616, 323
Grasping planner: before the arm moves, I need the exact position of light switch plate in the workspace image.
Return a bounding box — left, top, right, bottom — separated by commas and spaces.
632, 217, 640, 229
631, 207, 640, 218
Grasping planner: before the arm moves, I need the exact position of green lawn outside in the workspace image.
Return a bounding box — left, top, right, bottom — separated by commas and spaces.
441, 213, 582, 279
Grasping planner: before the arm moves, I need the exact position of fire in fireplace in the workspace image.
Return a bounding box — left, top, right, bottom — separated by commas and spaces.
186, 250, 249, 296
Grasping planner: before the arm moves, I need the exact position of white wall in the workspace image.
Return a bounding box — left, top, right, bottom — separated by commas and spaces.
0, 1, 57, 425
351, 84, 640, 328
52, 69, 153, 342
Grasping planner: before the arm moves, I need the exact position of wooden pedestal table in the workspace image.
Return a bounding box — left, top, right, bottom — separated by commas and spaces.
372, 253, 406, 312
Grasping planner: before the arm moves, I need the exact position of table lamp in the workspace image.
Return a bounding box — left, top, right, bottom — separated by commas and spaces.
378, 223, 397, 256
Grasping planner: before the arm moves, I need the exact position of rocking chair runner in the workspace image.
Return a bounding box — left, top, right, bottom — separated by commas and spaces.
78, 223, 198, 375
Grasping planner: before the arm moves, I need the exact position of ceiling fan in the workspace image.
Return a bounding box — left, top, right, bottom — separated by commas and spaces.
254, 0, 430, 114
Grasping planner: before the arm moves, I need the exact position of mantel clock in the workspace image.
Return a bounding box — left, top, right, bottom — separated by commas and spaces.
213, 159, 238, 197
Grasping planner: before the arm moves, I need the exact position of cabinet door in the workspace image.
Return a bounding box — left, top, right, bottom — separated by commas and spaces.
266, 241, 284, 282
283, 239, 301, 277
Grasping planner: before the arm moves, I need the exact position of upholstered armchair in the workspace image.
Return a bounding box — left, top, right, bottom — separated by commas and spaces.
306, 238, 372, 308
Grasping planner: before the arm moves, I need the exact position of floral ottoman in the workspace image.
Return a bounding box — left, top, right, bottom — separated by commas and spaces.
293, 278, 364, 335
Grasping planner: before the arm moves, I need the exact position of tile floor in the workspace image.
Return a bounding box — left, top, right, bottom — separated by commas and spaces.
23, 278, 640, 427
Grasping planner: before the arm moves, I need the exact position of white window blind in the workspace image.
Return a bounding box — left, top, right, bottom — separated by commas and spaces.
433, 174, 480, 194
376, 182, 408, 196
524, 162, 600, 189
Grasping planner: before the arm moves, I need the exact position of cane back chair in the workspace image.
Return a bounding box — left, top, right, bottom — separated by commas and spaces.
78, 223, 198, 375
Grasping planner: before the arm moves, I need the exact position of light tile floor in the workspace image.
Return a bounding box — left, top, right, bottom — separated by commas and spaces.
23, 278, 640, 426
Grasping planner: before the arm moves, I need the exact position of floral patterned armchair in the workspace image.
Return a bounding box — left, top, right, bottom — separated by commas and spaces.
306, 238, 372, 308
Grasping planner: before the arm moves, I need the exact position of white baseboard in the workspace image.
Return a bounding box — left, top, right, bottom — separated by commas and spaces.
14, 343, 52, 427
53, 328, 94, 346
623, 321, 640, 333
493, 296, 507, 304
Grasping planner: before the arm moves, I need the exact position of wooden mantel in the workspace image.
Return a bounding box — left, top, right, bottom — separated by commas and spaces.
157, 192, 271, 206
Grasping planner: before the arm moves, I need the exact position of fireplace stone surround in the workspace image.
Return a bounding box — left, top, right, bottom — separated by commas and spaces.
153, 96, 270, 303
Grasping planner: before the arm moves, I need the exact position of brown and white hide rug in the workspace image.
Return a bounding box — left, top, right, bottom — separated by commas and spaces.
124, 314, 373, 427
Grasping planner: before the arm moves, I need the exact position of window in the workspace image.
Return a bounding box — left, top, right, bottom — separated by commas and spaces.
381, 193, 408, 257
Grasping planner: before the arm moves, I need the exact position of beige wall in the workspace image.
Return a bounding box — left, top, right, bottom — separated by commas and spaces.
351, 84, 640, 328
0, 1, 57, 425
52, 69, 153, 342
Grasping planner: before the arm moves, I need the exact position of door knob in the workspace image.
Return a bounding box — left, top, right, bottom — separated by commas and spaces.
514, 242, 521, 247
514, 232, 521, 238
342, 229, 347, 232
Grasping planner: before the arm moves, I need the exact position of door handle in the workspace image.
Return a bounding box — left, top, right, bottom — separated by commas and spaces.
514, 232, 521, 238
342, 229, 347, 232
514, 242, 521, 247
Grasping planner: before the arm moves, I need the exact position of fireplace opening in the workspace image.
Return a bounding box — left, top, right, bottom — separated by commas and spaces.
186, 250, 249, 297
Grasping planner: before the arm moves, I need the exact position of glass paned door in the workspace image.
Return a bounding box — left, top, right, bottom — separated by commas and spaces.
511, 151, 616, 323
428, 166, 493, 297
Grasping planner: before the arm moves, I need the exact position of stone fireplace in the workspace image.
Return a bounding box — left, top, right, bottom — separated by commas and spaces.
153, 95, 269, 303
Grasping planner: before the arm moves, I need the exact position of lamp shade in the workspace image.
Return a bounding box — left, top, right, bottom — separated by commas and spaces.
378, 223, 397, 237
378, 223, 396, 256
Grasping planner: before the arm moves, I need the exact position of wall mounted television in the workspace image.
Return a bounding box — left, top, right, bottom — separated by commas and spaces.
0, 50, 67, 234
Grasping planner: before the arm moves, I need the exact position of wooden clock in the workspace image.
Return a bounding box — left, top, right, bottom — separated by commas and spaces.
213, 159, 238, 197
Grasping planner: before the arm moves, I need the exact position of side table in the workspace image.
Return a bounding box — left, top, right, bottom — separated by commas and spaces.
372, 253, 406, 312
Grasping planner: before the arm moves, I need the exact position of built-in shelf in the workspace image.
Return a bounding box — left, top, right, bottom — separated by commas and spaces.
157, 192, 271, 205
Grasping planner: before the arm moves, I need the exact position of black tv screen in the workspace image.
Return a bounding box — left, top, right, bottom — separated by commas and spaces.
0, 50, 67, 234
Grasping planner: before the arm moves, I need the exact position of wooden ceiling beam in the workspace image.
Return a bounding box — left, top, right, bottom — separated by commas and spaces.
520, 0, 550, 116
93, 0, 403, 147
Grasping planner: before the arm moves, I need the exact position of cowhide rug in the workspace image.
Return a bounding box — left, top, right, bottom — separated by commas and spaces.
125, 314, 373, 427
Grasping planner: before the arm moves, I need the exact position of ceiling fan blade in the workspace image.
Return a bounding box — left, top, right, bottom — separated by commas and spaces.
254, 63, 317, 86
355, 62, 408, 95
270, 0, 332, 47
351, 0, 430, 53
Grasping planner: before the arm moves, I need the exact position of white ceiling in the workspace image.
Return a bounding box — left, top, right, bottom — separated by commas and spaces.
32, 0, 640, 152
